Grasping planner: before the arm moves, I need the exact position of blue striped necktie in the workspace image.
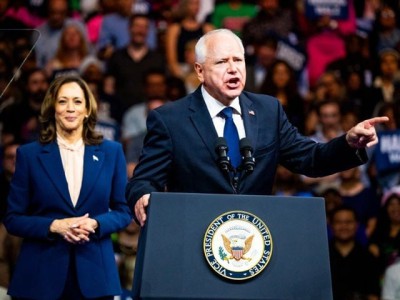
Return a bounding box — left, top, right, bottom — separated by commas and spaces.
220, 107, 241, 168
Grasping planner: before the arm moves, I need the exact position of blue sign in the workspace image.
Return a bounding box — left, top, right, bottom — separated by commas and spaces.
374, 130, 400, 175
305, 0, 349, 20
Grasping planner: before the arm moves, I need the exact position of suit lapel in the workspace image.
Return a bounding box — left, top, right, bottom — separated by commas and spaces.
76, 145, 104, 208
38, 142, 72, 206
188, 89, 219, 158
188, 89, 259, 159
240, 93, 258, 150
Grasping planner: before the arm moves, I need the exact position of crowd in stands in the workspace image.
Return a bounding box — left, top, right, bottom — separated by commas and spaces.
0, 0, 400, 299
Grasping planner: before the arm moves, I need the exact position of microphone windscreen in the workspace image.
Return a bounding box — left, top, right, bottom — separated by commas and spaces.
239, 138, 252, 151
215, 137, 228, 149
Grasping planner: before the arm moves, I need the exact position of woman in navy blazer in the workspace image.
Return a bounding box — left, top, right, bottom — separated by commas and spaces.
4, 75, 132, 299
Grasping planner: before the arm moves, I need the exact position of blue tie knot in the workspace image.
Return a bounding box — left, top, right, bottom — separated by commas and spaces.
221, 107, 234, 119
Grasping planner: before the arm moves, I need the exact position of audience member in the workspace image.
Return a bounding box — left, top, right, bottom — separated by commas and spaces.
165, 75, 188, 100
371, 102, 400, 192
314, 71, 347, 104
165, 0, 214, 78
121, 69, 168, 142
0, 51, 13, 81
45, 22, 90, 79
3, 0, 45, 28
0, 74, 18, 135
343, 70, 376, 121
87, 80, 121, 142
302, 100, 344, 194
353, 0, 381, 33
370, 5, 400, 54
0, 75, 17, 148
0, 143, 19, 221
210, 0, 257, 37
196, 0, 214, 24
85, 0, 117, 47
327, 33, 373, 87
369, 189, 400, 277
323, 186, 374, 246
106, 14, 165, 110
80, 55, 124, 123
0, 142, 21, 300
304, 72, 347, 135
272, 164, 313, 197
0, 0, 29, 45
381, 246, 400, 300
12, 35, 39, 78
298, 0, 357, 88
116, 220, 140, 293
97, 0, 157, 60
339, 167, 380, 241
34, 0, 85, 68
125, 97, 167, 177
244, 36, 278, 93
182, 39, 201, 93
341, 110, 360, 133
97, 0, 134, 60
322, 187, 343, 224
260, 59, 305, 133
370, 48, 400, 117
150, 0, 180, 26
1, 68, 49, 145
329, 206, 381, 300
326, 33, 375, 119
242, 0, 294, 50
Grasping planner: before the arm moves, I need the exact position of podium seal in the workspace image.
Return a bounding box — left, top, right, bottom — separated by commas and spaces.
203, 210, 273, 280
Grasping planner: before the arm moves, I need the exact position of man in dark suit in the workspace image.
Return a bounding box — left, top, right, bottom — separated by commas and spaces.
126, 29, 388, 227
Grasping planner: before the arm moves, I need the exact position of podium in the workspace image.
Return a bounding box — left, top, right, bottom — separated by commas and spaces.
132, 193, 333, 300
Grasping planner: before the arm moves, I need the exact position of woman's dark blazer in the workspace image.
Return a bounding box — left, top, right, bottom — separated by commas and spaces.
5, 140, 132, 299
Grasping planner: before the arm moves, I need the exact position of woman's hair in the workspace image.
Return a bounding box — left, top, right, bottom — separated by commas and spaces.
55, 23, 89, 64
39, 75, 103, 145
260, 59, 299, 98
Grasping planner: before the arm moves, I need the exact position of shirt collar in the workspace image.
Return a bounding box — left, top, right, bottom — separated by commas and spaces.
57, 133, 84, 151
201, 85, 242, 118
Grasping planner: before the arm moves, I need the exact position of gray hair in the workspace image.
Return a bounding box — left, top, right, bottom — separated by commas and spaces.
195, 29, 245, 64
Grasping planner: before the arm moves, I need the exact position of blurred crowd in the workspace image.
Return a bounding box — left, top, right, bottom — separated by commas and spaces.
0, 0, 400, 299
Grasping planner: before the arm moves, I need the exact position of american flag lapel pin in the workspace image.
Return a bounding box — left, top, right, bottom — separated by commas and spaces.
249, 110, 255, 116
93, 155, 99, 162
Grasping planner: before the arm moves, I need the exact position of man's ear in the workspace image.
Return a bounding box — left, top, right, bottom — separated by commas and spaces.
194, 62, 204, 83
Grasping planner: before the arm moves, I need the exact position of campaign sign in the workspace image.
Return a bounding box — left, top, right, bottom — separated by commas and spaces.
374, 130, 400, 175
305, 0, 349, 20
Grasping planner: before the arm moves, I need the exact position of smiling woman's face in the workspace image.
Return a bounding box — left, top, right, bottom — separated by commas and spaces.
55, 82, 88, 137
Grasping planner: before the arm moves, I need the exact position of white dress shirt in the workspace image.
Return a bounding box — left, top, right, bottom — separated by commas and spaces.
201, 85, 246, 139
57, 134, 84, 206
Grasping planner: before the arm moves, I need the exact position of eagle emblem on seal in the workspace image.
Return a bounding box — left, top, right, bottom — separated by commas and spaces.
222, 234, 254, 261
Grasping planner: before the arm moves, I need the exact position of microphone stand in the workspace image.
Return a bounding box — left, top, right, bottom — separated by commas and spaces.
214, 137, 239, 193
215, 137, 256, 194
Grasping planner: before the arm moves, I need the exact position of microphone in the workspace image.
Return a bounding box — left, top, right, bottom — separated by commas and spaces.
239, 138, 255, 174
214, 137, 232, 173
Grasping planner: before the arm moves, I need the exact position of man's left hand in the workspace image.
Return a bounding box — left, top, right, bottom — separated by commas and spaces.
346, 116, 389, 148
